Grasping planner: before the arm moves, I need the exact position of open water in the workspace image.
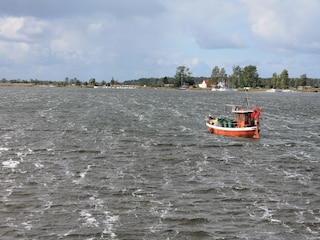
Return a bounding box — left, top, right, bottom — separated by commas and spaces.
0, 87, 319, 240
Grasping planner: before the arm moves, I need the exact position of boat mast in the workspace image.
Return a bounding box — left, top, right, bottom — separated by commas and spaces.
242, 90, 250, 109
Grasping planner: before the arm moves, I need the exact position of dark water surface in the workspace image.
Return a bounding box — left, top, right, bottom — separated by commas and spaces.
0, 87, 319, 239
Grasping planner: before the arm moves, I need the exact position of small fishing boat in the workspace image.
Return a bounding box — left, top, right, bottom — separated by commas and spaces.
206, 93, 262, 138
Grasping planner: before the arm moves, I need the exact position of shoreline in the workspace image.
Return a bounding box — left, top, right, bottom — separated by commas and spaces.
0, 83, 318, 93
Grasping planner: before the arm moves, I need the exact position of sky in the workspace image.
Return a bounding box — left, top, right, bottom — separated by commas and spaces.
0, 0, 319, 82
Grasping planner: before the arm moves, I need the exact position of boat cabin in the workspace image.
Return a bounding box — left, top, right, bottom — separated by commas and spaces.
232, 108, 254, 128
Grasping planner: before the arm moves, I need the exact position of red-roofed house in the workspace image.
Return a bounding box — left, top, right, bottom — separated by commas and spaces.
199, 79, 208, 88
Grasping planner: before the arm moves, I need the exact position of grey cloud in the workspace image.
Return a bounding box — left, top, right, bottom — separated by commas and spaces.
196, 32, 246, 49
0, 0, 166, 19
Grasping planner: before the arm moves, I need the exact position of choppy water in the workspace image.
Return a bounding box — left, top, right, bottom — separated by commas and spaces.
0, 87, 319, 240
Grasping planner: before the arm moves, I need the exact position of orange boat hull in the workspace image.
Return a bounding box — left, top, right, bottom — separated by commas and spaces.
206, 123, 260, 139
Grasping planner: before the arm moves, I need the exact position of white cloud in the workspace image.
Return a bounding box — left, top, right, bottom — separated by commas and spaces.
244, 0, 320, 53
0, 0, 319, 80
0, 16, 49, 42
0, 17, 25, 41
0, 42, 29, 63
161, 0, 248, 49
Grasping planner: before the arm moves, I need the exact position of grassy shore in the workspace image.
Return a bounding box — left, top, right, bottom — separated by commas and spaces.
0, 83, 35, 87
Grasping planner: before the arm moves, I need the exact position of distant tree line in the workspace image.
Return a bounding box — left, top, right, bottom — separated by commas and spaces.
0, 76, 120, 87
123, 65, 319, 89
1, 65, 319, 88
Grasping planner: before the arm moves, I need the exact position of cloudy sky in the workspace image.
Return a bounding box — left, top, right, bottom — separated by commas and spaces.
0, 0, 319, 82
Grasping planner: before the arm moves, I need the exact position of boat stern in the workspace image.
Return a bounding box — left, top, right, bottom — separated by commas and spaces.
252, 120, 260, 139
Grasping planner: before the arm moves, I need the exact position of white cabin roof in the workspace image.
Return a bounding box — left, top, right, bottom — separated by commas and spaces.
232, 109, 253, 113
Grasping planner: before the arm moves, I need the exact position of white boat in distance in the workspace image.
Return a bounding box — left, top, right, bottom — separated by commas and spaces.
266, 89, 295, 93
211, 87, 233, 91
266, 89, 281, 92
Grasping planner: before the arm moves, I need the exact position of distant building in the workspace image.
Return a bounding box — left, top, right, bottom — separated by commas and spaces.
298, 86, 312, 90
199, 79, 208, 88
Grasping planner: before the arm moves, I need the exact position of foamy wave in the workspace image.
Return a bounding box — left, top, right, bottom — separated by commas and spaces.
16, 148, 33, 157
89, 196, 104, 210
2, 187, 13, 202
72, 165, 91, 184
102, 211, 119, 239
2, 159, 20, 169
34, 162, 44, 169
80, 210, 99, 227
80, 165, 91, 178
259, 205, 275, 220
22, 221, 32, 231
0, 147, 11, 151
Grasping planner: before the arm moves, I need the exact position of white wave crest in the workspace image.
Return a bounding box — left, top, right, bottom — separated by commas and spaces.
0, 147, 11, 151
2, 159, 20, 169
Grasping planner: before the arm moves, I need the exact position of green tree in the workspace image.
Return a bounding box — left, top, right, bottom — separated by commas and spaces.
163, 76, 169, 85
75, 79, 82, 86
218, 68, 227, 85
210, 66, 220, 85
300, 73, 307, 86
89, 78, 96, 86
185, 71, 193, 86
271, 73, 278, 88
174, 66, 191, 87
230, 65, 243, 88
280, 69, 289, 89
70, 77, 78, 85
64, 77, 69, 85
243, 65, 259, 87
110, 77, 115, 85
